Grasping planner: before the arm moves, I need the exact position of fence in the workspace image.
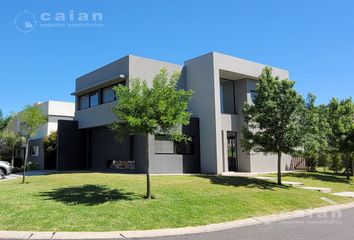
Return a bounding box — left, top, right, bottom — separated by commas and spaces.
291, 157, 307, 171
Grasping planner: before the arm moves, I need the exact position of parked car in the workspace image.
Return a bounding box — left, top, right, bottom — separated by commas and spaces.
0, 161, 12, 179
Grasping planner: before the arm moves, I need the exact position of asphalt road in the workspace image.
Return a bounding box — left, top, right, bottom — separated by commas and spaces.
130, 207, 354, 240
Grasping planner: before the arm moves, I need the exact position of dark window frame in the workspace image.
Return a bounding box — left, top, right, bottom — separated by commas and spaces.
79, 94, 90, 110
78, 80, 127, 110
102, 84, 118, 104
89, 91, 99, 107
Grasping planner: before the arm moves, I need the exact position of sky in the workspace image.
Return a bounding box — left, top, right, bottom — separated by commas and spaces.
1, 0, 354, 116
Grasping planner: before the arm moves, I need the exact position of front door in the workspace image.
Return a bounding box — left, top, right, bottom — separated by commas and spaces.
227, 131, 238, 171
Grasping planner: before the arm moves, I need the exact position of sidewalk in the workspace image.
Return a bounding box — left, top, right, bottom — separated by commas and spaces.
1, 202, 353, 239
1, 170, 56, 182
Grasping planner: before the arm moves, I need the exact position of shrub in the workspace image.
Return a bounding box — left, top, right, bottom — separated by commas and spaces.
330, 154, 342, 173
26, 161, 40, 171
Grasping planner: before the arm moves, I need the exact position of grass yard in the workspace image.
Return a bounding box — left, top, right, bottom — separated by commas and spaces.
0, 172, 352, 231
265, 171, 354, 193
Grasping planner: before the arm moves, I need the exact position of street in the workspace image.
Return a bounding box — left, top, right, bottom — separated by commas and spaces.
129, 207, 354, 240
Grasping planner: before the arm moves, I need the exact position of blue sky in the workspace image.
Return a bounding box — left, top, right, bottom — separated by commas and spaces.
1, 0, 354, 115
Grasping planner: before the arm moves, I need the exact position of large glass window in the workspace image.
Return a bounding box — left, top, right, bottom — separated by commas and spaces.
79, 94, 89, 109
220, 79, 236, 114
89, 92, 99, 107
78, 80, 127, 110
102, 86, 116, 103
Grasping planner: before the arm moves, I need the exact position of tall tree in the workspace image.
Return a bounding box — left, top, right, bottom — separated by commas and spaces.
0, 110, 10, 132
111, 68, 193, 199
242, 67, 304, 185
0, 129, 22, 167
17, 105, 47, 183
301, 94, 330, 171
327, 98, 354, 179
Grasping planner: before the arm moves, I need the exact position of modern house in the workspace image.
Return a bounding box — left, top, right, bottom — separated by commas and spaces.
16, 101, 75, 169
57, 52, 292, 174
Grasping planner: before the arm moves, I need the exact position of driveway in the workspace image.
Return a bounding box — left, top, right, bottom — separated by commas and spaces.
1, 170, 56, 181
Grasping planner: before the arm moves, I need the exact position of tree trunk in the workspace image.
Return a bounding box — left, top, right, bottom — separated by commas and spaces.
277, 151, 282, 185
345, 158, 351, 180
351, 159, 354, 177
11, 146, 15, 167
22, 139, 29, 184
145, 134, 151, 199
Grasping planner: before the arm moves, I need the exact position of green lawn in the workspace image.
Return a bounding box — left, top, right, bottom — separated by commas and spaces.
0, 172, 352, 231
265, 171, 354, 193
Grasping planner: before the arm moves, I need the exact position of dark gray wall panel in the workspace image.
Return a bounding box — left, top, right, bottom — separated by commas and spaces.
57, 120, 86, 170
90, 127, 131, 171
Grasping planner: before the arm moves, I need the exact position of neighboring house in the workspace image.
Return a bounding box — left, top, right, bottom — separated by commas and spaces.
15, 101, 75, 169
57, 52, 292, 174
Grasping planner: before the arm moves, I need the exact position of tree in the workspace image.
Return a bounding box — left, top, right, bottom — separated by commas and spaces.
0, 110, 10, 132
43, 131, 57, 152
241, 67, 304, 185
327, 98, 354, 179
0, 129, 22, 167
111, 68, 193, 199
43, 131, 57, 169
17, 105, 47, 183
301, 94, 330, 171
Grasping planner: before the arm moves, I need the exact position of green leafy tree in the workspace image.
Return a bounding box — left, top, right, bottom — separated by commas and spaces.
43, 131, 57, 153
43, 131, 57, 169
301, 94, 330, 171
111, 68, 193, 199
17, 105, 47, 183
327, 98, 354, 179
0, 110, 10, 131
330, 153, 342, 173
242, 67, 304, 185
0, 129, 22, 167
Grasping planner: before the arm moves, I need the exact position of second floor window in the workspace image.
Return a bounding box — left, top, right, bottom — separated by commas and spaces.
79, 95, 89, 109
78, 80, 126, 110
89, 92, 99, 107
102, 86, 116, 103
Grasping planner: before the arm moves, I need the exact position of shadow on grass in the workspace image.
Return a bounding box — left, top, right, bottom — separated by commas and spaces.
39, 184, 140, 205
197, 175, 290, 191
282, 172, 350, 184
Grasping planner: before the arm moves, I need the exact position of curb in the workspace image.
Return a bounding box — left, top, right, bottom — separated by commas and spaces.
1, 202, 354, 239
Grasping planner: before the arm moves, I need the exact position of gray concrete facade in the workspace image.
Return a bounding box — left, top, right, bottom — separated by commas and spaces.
65, 52, 293, 174
185, 52, 292, 174
57, 118, 200, 173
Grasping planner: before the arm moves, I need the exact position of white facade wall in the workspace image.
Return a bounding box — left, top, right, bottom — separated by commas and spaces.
31, 101, 75, 139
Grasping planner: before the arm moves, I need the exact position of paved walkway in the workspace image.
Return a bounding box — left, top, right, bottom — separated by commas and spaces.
0, 202, 353, 239
222, 171, 294, 177
332, 192, 354, 198
1, 170, 56, 182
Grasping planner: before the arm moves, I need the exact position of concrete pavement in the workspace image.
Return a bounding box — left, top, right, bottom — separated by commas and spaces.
1, 170, 56, 182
